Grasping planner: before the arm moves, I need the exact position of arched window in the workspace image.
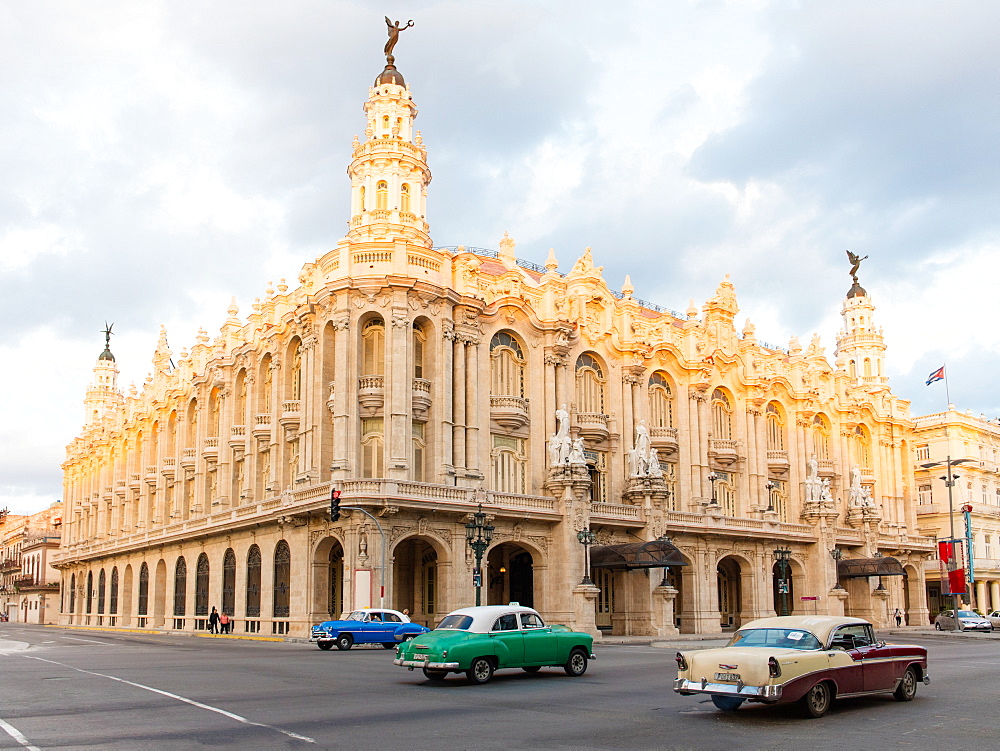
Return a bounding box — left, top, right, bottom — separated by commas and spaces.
109, 567, 119, 615
381, 115, 389, 132
412, 421, 426, 482
174, 557, 187, 617
86, 571, 94, 614
186, 401, 198, 449
209, 387, 222, 438
492, 435, 527, 494
138, 563, 149, 616
376, 180, 388, 210
490, 332, 525, 397
854, 425, 872, 468
400, 183, 411, 213
361, 417, 385, 478
222, 549, 236, 616
715, 471, 735, 516
362, 319, 385, 376
575, 353, 605, 413
863, 358, 872, 377
648, 373, 673, 428
413, 322, 426, 379
260, 356, 272, 414
290, 343, 302, 401
195, 553, 209, 617
766, 402, 785, 451
711, 389, 732, 440
273, 541, 291, 618
359, 185, 366, 212
98, 569, 106, 615
246, 545, 262, 618
769, 479, 787, 522
813, 414, 831, 461
69, 573, 76, 613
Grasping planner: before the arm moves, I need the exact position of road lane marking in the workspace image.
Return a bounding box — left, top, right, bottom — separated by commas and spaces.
0, 717, 41, 751
23, 656, 315, 744
61, 636, 108, 644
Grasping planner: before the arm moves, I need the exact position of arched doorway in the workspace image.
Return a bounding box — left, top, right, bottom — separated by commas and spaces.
487, 543, 534, 608
121, 565, 133, 625
663, 558, 687, 630
717, 557, 742, 629
310, 536, 345, 622
392, 536, 441, 628
153, 559, 167, 627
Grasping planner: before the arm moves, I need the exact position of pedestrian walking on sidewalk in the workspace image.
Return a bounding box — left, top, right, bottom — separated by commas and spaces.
209, 606, 220, 634
893, 608, 903, 627
219, 612, 230, 634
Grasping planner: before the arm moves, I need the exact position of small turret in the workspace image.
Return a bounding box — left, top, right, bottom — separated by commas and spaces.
84, 323, 123, 426
834, 252, 888, 387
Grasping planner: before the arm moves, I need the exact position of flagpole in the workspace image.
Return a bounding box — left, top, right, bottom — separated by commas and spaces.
943, 363, 951, 408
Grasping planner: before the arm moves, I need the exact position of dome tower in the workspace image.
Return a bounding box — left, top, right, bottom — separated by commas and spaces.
834, 252, 888, 388
84, 323, 123, 426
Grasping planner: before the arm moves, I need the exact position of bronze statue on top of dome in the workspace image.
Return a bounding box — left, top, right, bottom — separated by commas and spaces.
384, 17, 414, 64
846, 249, 868, 284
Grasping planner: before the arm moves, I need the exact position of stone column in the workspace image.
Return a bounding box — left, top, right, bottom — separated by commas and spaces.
652, 584, 680, 636
441, 323, 455, 480
452, 337, 466, 473
991, 580, 1000, 613
572, 583, 601, 638
388, 310, 411, 479
465, 335, 480, 478
331, 315, 352, 480
976, 579, 988, 613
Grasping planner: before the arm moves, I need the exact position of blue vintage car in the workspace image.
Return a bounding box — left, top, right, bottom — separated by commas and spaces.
311, 609, 430, 650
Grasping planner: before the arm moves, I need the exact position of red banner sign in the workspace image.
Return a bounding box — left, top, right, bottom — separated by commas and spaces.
946, 568, 967, 596
939, 541, 954, 563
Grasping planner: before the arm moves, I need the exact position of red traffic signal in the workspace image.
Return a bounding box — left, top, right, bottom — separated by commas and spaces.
330, 489, 342, 521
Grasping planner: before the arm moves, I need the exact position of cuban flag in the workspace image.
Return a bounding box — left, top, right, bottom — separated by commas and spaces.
926, 366, 945, 386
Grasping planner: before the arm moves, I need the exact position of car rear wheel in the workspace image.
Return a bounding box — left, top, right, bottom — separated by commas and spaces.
317, 641, 333, 651
711, 695, 745, 712
800, 681, 832, 718
934, 622, 942, 630
893, 667, 918, 702
335, 633, 354, 651
422, 668, 448, 681
466, 657, 495, 684
522, 666, 542, 673
563, 648, 589, 677
382, 642, 397, 649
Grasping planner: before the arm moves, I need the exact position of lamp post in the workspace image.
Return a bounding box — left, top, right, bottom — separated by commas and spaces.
765, 481, 776, 512
830, 548, 844, 590
873, 551, 886, 591
577, 529, 597, 585
708, 472, 719, 505
464, 504, 494, 607
773, 548, 792, 616
921, 457, 971, 631
657, 534, 673, 586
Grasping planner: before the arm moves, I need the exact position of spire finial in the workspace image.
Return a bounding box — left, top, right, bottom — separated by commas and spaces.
99, 322, 116, 362
384, 17, 414, 65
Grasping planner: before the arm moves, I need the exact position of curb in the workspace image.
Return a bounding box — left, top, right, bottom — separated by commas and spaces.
43, 623, 292, 643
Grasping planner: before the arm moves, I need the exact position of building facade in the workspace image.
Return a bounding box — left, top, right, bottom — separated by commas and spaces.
0, 503, 62, 623
914, 408, 1000, 619
56, 49, 934, 636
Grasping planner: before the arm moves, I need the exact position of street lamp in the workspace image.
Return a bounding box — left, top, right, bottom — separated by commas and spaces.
773, 548, 792, 616
873, 551, 886, 591
765, 481, 776, 512
708, 472, 719, 504
921, 457, 972, 631
830, 548, 844, 590
657, 534, 673, 586
577, 529, 597, 585
464, 504, 494, 607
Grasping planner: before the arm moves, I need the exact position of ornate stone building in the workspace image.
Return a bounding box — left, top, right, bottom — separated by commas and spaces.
1, 503, 62, 623
56, 45, 934, 637
913, 408, 1000, 619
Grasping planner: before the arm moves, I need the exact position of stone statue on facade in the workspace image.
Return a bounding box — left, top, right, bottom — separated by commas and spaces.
634, 420, 651, 466
848, 464, 875, 507
627, 420, 663, 480
805, 453, 821, 502
647, 448, 663, 478
548, 405, 574, 467
568, 438, 587, 466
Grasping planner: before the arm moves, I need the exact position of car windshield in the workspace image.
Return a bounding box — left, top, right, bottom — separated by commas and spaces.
957, 611, 980, 618
436, 615, 474, 630
727, 628, 823, 650
346, 611, 369, 621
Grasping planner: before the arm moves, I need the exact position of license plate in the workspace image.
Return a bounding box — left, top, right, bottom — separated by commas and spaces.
413, 653, 428, 661
714, 672, 740, 682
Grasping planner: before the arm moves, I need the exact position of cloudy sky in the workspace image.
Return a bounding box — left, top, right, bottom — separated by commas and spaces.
2, 0, 998, 515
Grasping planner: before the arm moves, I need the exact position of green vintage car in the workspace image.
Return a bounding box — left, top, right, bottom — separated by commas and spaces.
393, 604, 595, 684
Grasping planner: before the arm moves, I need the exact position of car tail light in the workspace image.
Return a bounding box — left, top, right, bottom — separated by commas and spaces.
675, 652, 688, 670
768, 657, 781, 677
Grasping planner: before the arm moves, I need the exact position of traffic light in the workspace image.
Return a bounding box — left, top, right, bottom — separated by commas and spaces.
330, 489, 342, 522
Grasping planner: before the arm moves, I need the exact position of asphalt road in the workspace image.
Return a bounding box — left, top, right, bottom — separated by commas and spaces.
1, 624, 998, 750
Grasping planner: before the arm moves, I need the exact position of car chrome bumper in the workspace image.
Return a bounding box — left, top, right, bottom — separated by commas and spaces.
394, 658, 460, 669
309, 635, 332, 642
673, 678, 782, 701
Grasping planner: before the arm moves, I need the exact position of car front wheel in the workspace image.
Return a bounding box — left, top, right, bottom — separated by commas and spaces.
317, 641, 333, 651
800, 681, 832, 718
381, 642, 396, 649
467, 657, 495, 684
564, 648, 589, 677
934, 622, 942, 630
711, 695, 745, 712
893, 667, 918, 702
335, 633, 354, 651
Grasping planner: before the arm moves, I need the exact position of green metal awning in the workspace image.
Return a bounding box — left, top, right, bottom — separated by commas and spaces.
837, 556, 905, 579
590, 540, 688, 570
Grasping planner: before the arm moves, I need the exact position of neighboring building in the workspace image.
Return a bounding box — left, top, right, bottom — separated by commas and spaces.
0, 503, 62, 623
913, 408, 1000, 618
55, 42, 934, 636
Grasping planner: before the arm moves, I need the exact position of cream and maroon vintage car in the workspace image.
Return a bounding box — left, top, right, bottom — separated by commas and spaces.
674, 616, 929, 718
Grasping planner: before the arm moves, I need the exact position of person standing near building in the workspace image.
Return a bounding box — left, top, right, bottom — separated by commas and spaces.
894, 608, 903, 627
219, 611, 230, 634
209, 606, 220, 634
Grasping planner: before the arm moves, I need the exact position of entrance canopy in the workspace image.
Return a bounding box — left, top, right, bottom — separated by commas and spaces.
591, 540, 688, 570
837, 556, 905, 579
